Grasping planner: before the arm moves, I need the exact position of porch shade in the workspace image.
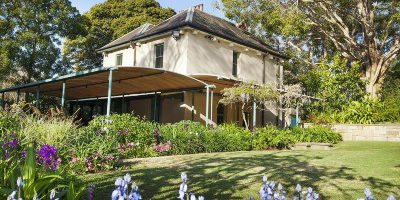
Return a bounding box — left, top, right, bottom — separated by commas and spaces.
0, 67, 208, 100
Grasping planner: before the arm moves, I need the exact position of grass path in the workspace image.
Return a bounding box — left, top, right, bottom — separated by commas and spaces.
83, 142, 400, 199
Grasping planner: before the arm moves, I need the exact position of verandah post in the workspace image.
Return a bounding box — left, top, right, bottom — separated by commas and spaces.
205, 86, 210, 127
106, 69, 114, 116
210, 89, 214, 124
252, 101, 257, 130
191, 91, 195, 121
61, 81, 66, 108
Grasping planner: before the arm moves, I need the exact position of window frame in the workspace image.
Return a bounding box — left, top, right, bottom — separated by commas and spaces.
116, 53, 123, 66
154, 43, 164, 69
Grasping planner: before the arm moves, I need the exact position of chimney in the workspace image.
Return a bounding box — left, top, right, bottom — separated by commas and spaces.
193, 4, 204, 11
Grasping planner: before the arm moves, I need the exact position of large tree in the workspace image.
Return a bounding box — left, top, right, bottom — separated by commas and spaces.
220, 0, 400, 97
63, 0, 175, 69
0, 0, 86, 84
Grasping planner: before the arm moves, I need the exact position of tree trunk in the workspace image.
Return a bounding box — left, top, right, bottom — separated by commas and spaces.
365, 61, 385, 97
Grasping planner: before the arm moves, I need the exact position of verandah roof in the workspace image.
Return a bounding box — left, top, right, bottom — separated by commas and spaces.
0, 67, 209, 100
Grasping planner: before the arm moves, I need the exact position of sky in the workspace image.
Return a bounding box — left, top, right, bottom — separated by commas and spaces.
70, 0, 226, 19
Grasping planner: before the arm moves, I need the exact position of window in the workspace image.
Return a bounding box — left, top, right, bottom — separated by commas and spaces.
155, 43, 164, 68
233, 51, 239, 77
116, 53, 123, 66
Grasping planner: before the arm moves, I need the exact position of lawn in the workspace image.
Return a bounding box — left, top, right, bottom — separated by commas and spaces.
83, 142, 400, 199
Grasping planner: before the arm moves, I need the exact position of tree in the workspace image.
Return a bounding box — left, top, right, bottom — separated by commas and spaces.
63, 0, 175, 69
0, 0, 86, 84
219, 0, 400, 97
219, 82, 278, 129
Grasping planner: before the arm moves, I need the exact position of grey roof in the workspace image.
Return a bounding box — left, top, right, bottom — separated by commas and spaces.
98, 8, 287, 59
98, 23, 154, 50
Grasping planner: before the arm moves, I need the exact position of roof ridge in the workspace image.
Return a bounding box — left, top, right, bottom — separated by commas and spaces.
109, 24, 146, 42
185, 7, 194, 23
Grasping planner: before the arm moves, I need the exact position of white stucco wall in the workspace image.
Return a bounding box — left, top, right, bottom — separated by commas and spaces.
102, 31, 279, 86
102, 34, 188, 74
186, 32, 278, 84
103, 47, 134, 67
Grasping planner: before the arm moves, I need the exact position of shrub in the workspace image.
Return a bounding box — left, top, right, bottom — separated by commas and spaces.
292, 126, 342, 144
204, 124, 253, 152
160, 121, 207, 155
253, 126, 294, 150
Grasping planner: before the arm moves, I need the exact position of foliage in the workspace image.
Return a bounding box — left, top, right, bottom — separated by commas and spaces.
380, 64, 400, 122
292, 126, 342, 144
220, 82, 278, 129
219, 0, 400, 96
0, 138, 85, 200
0, 108, 342, 174
304, 55, 366, 112
63, 0, 175, 69
0, 0, 86, 84
310, 97, 386, 124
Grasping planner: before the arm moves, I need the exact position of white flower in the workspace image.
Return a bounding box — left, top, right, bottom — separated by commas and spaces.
124, 173, 132, 183
295, 184, 302, 193
364, 188, 372, 198
7, 191, 16, 200
262, 175, 268, 183
198, 196, 205, 200
181, 172, 187, 182
50, 189, 56, 199
16, 177, 23, 188
190, 194, 196, 200
112, 189, 121, 200
115, 177, 123, 187
178, 190, 185, 199
387, 195, 396, 200
307, 187, 313, 193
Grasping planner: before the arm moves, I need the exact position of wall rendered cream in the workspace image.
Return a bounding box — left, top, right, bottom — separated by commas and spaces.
186, 32, 278, 85
103, 47, 134, 67
103, 34, 189, 75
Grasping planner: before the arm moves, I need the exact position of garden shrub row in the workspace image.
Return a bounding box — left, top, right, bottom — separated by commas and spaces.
0, 109, 342, 175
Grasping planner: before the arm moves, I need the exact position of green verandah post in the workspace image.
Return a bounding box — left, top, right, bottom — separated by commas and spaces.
61, 81, 66, 108
205, 85, 210, 127
106, 68, 114, 116
210, 89, 214, 124
252, 101, 257, 129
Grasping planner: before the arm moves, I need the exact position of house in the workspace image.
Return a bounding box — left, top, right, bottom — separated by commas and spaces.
0, 5, 287, 128
96, 5, 288, 127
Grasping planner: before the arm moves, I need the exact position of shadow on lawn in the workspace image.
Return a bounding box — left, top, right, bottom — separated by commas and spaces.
88, 152, 397, 200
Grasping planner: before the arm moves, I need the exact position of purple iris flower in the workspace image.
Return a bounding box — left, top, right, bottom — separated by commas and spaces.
37, 144, 61, 171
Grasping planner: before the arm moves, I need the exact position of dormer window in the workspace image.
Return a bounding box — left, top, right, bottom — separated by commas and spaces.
155, 43, 164, 68
233, 51, 239, 77
116, 53, 123, 66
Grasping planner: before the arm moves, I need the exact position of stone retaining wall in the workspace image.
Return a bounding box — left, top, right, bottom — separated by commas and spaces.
329, 124, 400, 141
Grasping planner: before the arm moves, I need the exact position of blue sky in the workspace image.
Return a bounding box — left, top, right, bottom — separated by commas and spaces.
70, 0, 226, 19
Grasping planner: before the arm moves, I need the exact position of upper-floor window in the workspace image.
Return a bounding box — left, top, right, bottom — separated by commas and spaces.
155, 43, 164, 68
232, 51, 239, 77
116, 53, 123, 66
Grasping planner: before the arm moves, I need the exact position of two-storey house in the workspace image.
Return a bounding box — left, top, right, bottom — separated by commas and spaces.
96, 5, 287, 127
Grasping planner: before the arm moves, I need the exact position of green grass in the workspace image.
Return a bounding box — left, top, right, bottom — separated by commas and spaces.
82, 142, 400, 199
